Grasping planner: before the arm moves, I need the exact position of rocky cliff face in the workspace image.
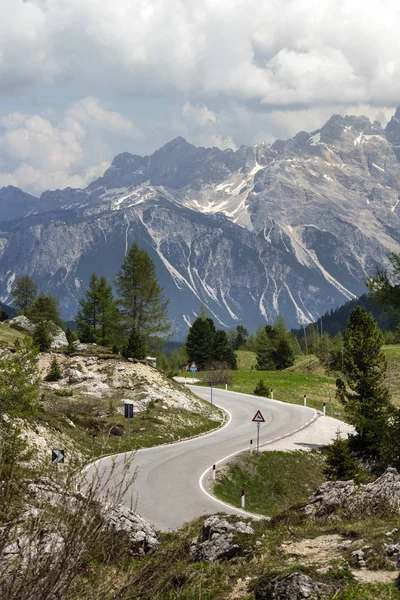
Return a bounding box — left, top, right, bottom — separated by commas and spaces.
1, 110, 400, 335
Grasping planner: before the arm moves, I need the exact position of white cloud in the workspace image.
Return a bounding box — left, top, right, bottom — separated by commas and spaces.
1, 0, 400, 108
0, 97, 141, 194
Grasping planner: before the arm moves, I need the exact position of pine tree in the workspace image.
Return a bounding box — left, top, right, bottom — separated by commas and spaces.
122, 327, 146, 360
253, 378, 270, 397
33, 321, 51, 352
46, 356, 62, 381
27, 293, 62, 326
115, 243, 170, 339
213, 329, 237, 369
234, 325, 248, 350
11, 275, 37, 315
75, 273, 100, 343
0, 337, 39, 415
336, 306, 390, 456
271, 316, 295, 370
255, 328, 275, 370
76, 274, 120, 346
324, 436, 358, 481
185, 316, 214, 369
273, 337, 295, 370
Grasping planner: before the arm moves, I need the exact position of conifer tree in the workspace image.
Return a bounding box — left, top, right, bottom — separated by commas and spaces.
273, 337, 295, 370
324, 436, 358, 481
33, 321, 51, 352
255, 328, 275, 370
336, 306, 390, 455
122, 326, 146, 360
46, 356, 62, 381
76, 274, 120, 346
213, 329, 238, 369
0, 337, 39, 415
253, 378, 270, 397
115, 243, 170, 339
27, 293, 62, 326
185, 316, 214, 369
11, 275, 37, 315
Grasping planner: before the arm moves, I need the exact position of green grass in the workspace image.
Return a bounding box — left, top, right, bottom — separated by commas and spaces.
383, 344, 400, 359
213, 450, 326, 516
38, 400, 223, 459
229, 369, 339, 414
235, 350, 256, 370
0, 322, 25, 346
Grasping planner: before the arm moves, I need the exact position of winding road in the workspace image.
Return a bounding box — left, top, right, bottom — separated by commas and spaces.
84, 387, 317, 531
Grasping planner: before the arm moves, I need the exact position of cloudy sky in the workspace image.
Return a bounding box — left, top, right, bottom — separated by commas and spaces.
1, 0, 399, 195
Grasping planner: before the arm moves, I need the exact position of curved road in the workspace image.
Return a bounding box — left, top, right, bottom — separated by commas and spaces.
85, 388, 317, 530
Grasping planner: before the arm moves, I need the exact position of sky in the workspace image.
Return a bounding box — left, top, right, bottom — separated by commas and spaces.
1, 0, 400, 196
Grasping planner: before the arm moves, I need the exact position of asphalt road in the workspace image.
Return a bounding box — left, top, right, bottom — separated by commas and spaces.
84, 387, 317, 531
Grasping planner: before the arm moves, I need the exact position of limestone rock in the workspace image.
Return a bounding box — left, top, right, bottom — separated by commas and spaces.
304, 468, 400, 520
50, 325, 68, 350
190, 516, 254, 562
102, 504, 159, 555
254, 572, 331, 600
9, 315, 35, 334
73, 340, 88, 352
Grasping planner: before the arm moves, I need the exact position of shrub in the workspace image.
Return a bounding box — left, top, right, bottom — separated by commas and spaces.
46, 356, 62, 381
324, 436, 359, 481
54, 389, 73, 397
253, 378, 270, 397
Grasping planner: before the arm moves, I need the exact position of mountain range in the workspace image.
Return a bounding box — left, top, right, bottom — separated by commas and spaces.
1, 108, 400, 336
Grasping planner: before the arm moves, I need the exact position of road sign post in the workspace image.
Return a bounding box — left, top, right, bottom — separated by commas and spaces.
189, 362, 197, 383
252, 410, 265, 453
124, 402, 134, 445
328, 383, 332, 416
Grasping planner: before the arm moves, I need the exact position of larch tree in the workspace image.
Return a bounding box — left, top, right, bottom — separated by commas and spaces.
115, 243, 170, 340
11, 275, 37, 315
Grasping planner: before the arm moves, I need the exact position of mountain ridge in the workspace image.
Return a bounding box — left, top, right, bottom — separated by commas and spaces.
1, 109, 400, 336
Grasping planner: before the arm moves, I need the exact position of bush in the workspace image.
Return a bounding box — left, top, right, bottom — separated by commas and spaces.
46, 356, 62, 381
54, 389, 73, 397
324, 436, 359, 481
33, 321, 51, 352
253, 378, 270, 397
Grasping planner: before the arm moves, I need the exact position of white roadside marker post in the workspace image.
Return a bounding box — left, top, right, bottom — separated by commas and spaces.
304, 394, 307, 407
241, 489, 245, 508
271, 389, 274, 400
212, 464, 216, 481
323, 402, 326, 417
225, 383, 228, 390
250, 439, 253, 453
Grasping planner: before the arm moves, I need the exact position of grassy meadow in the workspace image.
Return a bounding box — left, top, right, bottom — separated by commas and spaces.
180, 344, 400, 415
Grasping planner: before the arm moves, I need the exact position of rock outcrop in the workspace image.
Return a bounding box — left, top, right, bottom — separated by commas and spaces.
104, 505, 159, 555
303, 467, 400, 520
253, 572, 331, 600
0, 477, 159, 572
9, 315, 35, 335
38, 352, 211, 416
190, 516, 254, 562
9, 316, 67, 349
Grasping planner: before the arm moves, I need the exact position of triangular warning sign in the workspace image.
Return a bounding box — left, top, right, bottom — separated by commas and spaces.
252, 410, 265, 423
